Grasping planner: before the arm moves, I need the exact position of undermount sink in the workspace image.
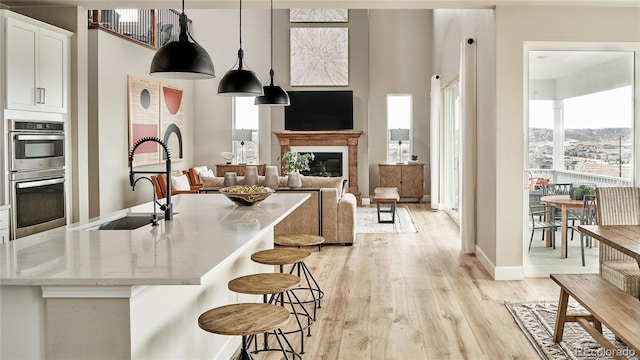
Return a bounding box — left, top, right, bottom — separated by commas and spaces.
80, 213, 168, 231
93, 215, 161, 230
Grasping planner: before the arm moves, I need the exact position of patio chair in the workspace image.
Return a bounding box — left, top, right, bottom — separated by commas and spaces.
596, 186, 640, 298
542, 183, 579, 239
570, 194, 597, 266
528, 204, 560, 252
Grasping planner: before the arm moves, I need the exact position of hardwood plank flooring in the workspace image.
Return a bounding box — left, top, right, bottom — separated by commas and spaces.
236, 204, 559, 359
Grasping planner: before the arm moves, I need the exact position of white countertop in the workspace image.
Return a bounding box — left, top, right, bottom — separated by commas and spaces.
0, 193, 308, 286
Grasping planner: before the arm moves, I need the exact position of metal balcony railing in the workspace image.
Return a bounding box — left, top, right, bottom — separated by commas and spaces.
528, 169, 632, 188
88, 9, 186, 49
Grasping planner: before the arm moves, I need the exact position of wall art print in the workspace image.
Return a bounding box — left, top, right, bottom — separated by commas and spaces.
289, 9, 348, 23
128, 75, 160, 166
160, 85, 184, 162
127, 75, 184, 166
290, 27, 349, 86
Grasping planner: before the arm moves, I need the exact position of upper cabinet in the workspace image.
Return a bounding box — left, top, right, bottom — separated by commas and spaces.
3, 11, 71, 113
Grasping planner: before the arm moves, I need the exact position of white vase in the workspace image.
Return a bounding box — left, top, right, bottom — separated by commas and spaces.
264, 166, 279, 189
287, 172, 302, 189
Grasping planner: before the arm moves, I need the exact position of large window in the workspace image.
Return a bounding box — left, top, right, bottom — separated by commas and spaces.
233, 97, 259, 164
387, 94, 412, 163
528, 87, 633, 180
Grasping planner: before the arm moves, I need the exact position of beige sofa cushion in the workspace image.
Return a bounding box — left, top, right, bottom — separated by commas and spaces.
301, 176, 343, 193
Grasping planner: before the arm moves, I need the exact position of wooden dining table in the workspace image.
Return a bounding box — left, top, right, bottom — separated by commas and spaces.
577, 225, 640, 269
540, 194, 584, 259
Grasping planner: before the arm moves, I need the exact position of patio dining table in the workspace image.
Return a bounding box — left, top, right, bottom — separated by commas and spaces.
540, 194, 583, 259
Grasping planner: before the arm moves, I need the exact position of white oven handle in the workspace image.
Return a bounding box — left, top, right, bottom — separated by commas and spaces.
16, 177, 65, 189
14, 134, 64, 141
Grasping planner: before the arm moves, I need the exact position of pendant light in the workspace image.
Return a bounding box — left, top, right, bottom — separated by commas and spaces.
255, 0, 289, 106
218, 0, 263, 96
150, 0, 215, 79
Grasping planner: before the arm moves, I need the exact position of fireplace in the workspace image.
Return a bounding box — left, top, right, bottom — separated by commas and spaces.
274, 130, 363, 204
301, 152, 343, 177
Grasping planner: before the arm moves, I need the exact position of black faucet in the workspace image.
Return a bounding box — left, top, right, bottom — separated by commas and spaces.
132, 176, 160, 226
129, 137, 173, 221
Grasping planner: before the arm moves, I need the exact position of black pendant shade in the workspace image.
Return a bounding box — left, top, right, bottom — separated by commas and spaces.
217, 50, 263, 96
218, 0, 263, 97
255, 71, 290, 106
255, 0, 289, 106
150, 10, 215, 79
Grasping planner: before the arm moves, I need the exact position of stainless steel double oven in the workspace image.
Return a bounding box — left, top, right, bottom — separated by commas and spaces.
8, 119, 66, 239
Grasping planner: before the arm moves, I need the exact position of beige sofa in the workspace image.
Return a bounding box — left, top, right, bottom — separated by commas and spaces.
200, 174, 357, 245
273, 176, 357, 245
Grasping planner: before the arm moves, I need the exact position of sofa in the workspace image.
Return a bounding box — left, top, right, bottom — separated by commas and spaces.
199, 173, 357, 245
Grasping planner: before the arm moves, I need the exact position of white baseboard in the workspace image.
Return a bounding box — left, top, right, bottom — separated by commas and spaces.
362, 198, 370, 206
475, 245, 525, 280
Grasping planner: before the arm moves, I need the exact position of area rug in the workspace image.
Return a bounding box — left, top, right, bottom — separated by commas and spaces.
505, 300, 639, 360
356, 206, 418, 233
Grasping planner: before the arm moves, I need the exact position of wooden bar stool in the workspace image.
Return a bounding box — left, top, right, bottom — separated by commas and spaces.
275, 234, 325, 251
251, 248, 324, 321
228, 273, 313, 354
198, 303, 300, 360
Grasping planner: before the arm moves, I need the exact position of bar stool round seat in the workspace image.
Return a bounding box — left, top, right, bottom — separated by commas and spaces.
198, 303, 289, 336
228, 273, 300, 295
198, 303, 299, 360
274, 234, 325, 248
251, 248, 311, 266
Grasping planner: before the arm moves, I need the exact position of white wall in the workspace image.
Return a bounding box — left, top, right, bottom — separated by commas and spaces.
88, 30, 196, 216
189, 9, 270, 171
494, 6, 640, 277
369, 10, 432, 198
432, 9, 497, 267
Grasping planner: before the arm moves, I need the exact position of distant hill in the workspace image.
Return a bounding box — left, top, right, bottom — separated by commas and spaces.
530, 128, 632, 143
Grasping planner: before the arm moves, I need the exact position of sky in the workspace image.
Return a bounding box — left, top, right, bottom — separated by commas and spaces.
529, 86, 633, 129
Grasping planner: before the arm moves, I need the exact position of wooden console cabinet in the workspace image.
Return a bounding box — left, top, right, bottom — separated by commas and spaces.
378, 163, 424, 203
215, 164, 265, 177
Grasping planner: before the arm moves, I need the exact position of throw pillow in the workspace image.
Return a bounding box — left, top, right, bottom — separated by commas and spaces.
172, 174, 191, 191
198, 169, 215, 184
200, 175, 224, 188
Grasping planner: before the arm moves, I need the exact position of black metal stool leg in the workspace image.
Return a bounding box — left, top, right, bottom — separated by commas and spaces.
236, 335, 255, 360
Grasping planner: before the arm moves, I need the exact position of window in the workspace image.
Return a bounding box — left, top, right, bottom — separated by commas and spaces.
233, 97, 259, 164
387, 95, 412, 163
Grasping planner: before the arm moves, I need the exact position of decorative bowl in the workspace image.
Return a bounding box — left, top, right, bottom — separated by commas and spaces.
219, 185, 274, 206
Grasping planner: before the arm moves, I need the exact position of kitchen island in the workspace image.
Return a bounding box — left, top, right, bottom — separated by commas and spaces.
0, 192, 309, 359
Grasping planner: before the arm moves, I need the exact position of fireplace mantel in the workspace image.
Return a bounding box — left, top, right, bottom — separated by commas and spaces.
274, 130, 363, 203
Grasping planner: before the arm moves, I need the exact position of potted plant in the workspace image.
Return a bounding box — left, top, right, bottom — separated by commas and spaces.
280, 151, 314, 188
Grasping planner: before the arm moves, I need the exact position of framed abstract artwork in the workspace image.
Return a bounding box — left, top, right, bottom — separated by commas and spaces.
127, 75, 160, 166
160, 84, 184, 162
128, 75, 184, 166
290, 27, 349, 86
289, 9, 348, 23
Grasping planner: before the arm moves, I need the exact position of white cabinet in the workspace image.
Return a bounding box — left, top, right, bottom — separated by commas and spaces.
3, 10, 70, 113
0, 206, 9, 243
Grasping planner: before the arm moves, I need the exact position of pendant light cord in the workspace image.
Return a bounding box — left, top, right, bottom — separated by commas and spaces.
237, 0, 245, 69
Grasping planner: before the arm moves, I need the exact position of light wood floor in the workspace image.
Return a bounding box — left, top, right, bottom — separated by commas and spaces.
239, 204, 560, 359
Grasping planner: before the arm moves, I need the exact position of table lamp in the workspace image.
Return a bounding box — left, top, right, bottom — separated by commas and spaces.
232, 129, 253, 164
390, 129, 410, 164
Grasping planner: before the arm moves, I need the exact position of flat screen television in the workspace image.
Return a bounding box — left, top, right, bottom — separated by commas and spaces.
285, 90, 353, 131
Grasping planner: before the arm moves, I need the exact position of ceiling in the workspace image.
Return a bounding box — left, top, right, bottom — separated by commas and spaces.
529, 51, 632, 80
2, 0, 639, 9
